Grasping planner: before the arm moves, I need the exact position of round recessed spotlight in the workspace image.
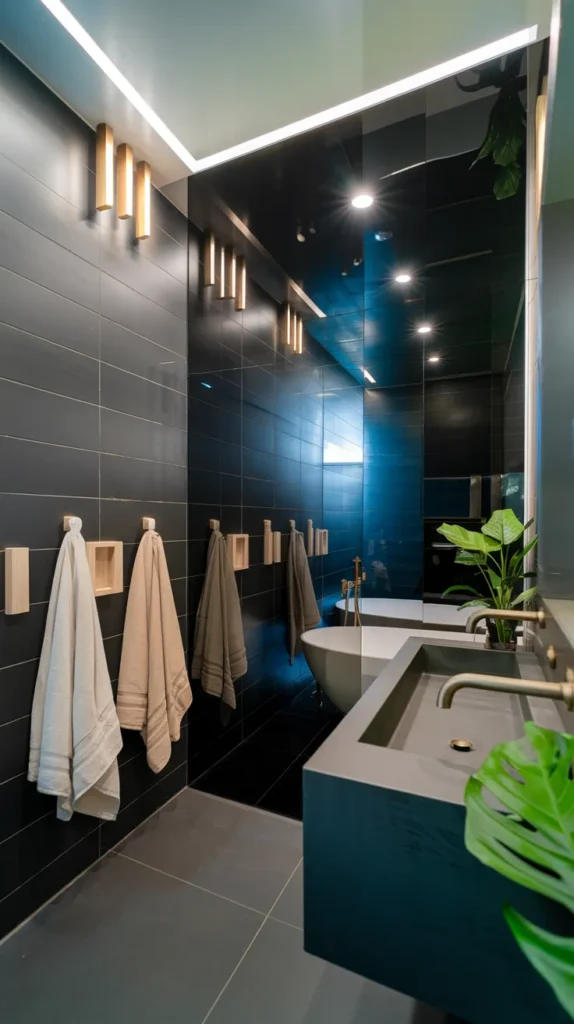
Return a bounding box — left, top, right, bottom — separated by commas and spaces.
341, 269, 349, 277
428, 355, 440, 363
395, 272, 412, 284
375, 230, 392, 242
417, 324, 432, 335
296, 229, 305, 243
351, 193, 374, 209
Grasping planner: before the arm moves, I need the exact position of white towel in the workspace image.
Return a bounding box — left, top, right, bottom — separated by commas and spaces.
191, 530, 247, 709
28, 519, 122, 821
117, 530, 192, 773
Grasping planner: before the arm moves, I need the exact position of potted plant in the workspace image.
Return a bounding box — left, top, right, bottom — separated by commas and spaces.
437, 509, 537, 649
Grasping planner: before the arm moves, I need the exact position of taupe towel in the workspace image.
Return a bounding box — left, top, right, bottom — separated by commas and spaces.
117, 531, 192, 774
28, 518, 122, 821
287, 528, 321, 662
191, 530, 246, 709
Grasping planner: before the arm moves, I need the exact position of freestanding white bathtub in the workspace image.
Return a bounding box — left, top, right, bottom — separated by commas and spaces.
335, 598, 482, 631
301, 625, 485, 714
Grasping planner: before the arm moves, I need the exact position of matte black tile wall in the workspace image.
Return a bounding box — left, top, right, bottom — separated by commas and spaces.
0, 47, 188, 938
186, 220, 362, 808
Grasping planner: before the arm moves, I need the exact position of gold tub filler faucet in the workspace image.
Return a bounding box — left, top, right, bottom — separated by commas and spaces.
341, 557, 366, 626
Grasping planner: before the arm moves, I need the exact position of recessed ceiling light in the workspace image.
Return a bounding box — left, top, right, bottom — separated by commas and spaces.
352, 194, 374, 209
395, 273, 412, 284
417, 324, 432, 335
341, 269, 349, 277
428, 355, 440, 363
363, 369, 376, 384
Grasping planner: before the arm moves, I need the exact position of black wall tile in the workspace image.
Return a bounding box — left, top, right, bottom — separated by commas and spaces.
0, 47, 189, 936
0, 436, 99, 497
0, 322, 99, 403
0, 378, 99, 451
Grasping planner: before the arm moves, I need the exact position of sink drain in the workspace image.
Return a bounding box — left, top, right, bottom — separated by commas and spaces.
450, 738, 473, 752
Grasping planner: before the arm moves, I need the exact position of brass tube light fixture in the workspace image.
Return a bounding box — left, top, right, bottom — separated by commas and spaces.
204, 232, 215, 286
296, 315, 303, 354
283, 304, 292, 347
135, 160, 151, 239
95, 122, 114, 211
116, 143, 133, 219
218, 245, 226, 299
236, 255, 246, 311
227, 248, 237, 299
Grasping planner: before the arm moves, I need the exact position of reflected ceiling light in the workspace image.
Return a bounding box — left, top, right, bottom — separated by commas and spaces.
38, 0, 199, 172
363, 369, 376, 384
428, 355, 440, 363
395, 272, 412, 284
193, 27, 537, 172
296, 227, 306, 242
352, 194, 374, 209
375, 230, 392, 242
417, 324, 432, 334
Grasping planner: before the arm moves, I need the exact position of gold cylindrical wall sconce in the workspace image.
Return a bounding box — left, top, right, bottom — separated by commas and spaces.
283, 304, 292, 346
226, 248, 237, 299
236, 255, 246, 311
135, 161, 151, 239
296, 315, 303, 354
218, 245, 226, 298
96, 123, 114, 211
292, 312, 298, 349
204, 232, 215, 286
116, 143, 134, 219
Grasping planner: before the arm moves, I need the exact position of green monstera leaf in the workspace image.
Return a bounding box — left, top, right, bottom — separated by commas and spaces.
465, 723, 574, 1015
437, 522, 501, 554
504, 907, 574, 1019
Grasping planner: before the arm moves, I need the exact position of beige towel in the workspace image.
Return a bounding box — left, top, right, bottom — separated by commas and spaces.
287, 528, 321, 662
117, 531, 192, 774
191, 530, 246, 709
28, 519, 122, 821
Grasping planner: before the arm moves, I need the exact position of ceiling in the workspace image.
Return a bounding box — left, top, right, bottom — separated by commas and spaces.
196, 64, 526, 389
0, 0, 551, 187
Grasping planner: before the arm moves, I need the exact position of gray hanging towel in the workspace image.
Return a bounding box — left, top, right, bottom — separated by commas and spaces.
191, 530, 247, 709
287, 527, 321, 663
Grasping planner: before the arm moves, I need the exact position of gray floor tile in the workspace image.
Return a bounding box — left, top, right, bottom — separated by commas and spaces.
206, 918, 447, 1024
271, 860, 303, 928
0, 854, 261, 1024
118, 788, 302, 912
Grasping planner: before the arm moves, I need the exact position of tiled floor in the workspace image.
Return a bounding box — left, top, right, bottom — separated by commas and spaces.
0, 788, 449, 1023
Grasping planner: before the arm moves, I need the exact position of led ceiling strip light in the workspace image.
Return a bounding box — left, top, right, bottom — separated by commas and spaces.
39, 1, 536, 174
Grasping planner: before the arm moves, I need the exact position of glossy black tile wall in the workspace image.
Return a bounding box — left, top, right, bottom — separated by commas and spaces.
187, 185, 362, 808
0, 47, 188, 939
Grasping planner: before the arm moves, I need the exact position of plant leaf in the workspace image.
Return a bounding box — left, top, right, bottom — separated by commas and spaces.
441, 585, 485, 600
465, 723, 574, 914
488, 569, 501, 589
482, 509, 525, 545
437, 523, 501, 554
494, 161, 521, 199
504, 906, 574, 1018
458, 599, 493, 610
455, 549, 487, 566
511, 586, 537, 606
510, 535, 538, 573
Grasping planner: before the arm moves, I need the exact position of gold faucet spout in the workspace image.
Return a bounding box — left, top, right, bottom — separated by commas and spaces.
436, 672, 574, 710
465, 607, 546, 634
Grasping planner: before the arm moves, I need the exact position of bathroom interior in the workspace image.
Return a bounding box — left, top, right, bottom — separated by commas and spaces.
0, 2, 573, 1022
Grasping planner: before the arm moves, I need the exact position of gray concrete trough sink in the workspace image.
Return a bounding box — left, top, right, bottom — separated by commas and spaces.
303, 638, 571, 1024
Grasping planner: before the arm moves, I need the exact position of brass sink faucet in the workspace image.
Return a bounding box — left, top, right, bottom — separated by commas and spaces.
436, 669, 574, 710
465, 607, 546, 635
341, 557, 366, 626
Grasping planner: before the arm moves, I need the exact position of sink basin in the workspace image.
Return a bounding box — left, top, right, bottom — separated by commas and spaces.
303, 638, 569, 1024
